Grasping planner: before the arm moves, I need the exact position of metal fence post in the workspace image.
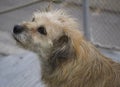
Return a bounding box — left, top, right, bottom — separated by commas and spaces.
82, 0, 91, 41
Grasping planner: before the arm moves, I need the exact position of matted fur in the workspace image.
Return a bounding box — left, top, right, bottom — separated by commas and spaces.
13, 10, 120, 87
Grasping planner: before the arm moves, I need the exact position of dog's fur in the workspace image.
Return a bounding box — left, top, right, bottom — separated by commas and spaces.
13, 10, 120, 87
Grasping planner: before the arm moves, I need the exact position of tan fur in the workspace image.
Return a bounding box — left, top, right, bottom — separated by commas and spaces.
13, 10, 120, 87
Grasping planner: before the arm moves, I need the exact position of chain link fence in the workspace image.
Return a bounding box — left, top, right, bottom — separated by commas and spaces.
89, 0, 120, 51
65, 0, 120, 51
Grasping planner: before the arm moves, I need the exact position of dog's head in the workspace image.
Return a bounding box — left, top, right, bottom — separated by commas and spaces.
13, 10, 83, 68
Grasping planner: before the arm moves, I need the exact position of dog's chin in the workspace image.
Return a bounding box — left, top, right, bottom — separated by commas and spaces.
13, 34, 37, 53
13, 34, 26, 48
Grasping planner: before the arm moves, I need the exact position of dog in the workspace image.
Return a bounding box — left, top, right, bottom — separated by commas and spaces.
13, 10, 120, 87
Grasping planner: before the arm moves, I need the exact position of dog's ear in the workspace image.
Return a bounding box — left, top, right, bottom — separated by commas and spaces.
49, 35, 75, 69
57, 35, 69, 46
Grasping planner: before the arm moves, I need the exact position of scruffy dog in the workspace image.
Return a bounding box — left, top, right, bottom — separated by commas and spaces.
13, 10, 120, 87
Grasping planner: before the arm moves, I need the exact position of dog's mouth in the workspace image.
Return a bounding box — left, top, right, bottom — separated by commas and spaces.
12, 34, 33, 50
12, 34, 25, 46
13, 35, 20, 43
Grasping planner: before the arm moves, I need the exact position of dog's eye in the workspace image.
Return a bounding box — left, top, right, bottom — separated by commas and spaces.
32, 18, 35, 22
37, 26, 47, 35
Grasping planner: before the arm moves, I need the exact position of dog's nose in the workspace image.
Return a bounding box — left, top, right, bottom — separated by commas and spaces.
13, 25, 24, 34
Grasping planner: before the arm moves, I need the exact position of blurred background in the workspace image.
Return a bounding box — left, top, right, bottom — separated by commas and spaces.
0, 0, 120, 87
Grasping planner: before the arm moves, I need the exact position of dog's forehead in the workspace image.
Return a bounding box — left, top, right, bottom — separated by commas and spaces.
32, 10, 79, 37
33, 10, 67, 22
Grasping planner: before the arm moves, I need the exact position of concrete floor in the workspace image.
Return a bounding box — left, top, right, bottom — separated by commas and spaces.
0, 0, 120, 87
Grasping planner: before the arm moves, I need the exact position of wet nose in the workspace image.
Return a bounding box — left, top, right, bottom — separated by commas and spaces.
13, 25, 24, 34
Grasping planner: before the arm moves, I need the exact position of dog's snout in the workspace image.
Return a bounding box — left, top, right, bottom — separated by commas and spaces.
13, 25, 24, 34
